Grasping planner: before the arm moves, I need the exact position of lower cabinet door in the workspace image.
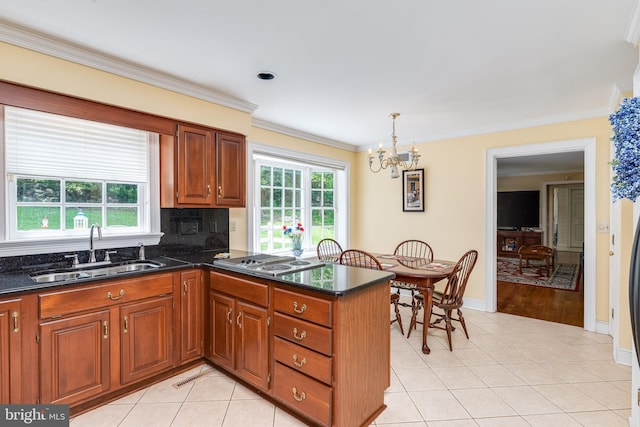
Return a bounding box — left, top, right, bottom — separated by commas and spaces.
209, 291, 234, 370
0, 299, 22, 404
40, 310, 111, 405
273, 363, 332, 427
120, 296, 174, 385
235, 301, 268, 390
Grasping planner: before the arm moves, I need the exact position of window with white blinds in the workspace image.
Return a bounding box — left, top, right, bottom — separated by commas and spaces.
2, 106, 156, 246
5, 106, 148, 181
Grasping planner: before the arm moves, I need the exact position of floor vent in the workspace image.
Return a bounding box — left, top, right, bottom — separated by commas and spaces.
172, 370, 211, 389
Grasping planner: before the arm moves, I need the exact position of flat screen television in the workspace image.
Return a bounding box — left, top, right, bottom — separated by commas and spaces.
497, 190, 540, 230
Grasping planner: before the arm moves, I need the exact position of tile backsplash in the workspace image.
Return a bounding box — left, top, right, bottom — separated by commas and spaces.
0, 208, 229, 272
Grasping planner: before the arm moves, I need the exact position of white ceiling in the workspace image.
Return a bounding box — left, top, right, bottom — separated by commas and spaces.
0, 0, 638, 152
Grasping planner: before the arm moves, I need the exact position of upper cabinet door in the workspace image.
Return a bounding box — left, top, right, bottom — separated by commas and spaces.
215, 131, 246, 207
177, 124, 214, 206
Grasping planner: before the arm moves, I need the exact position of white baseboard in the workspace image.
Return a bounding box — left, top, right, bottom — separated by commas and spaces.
595, 320, 610, 335
462, 298, 487, 312
616, 347, 632, 367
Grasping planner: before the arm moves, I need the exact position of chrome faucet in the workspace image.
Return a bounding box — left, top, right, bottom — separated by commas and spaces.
89, 223, 102, 263
137, 242, 145, 260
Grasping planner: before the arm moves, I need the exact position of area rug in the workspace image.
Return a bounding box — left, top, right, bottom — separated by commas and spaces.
497, 257, 579, 291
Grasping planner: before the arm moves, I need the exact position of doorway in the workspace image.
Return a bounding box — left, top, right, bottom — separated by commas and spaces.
484, 138, 597, 332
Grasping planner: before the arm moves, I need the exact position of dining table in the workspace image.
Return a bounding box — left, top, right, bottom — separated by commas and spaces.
375, 254, 455, 354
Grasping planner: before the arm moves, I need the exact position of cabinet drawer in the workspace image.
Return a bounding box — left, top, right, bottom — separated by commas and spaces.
210, 272, 268, 307
273, 313, 332, 356
273, 337, 332, 385
39, 273, 174, 319
273, 288, 332, 327
273, 363, 331, 427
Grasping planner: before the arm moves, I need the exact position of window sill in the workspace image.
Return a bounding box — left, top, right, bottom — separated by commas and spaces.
0, 233, 164, 258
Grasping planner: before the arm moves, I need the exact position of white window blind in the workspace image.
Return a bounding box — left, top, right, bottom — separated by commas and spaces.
5, 106, 148, 182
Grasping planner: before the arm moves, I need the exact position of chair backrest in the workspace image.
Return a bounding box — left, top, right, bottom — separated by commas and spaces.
438, 250, 478, 308
394, 239, 434, 262
339, 249, 382, 270
317, 238, 343, 262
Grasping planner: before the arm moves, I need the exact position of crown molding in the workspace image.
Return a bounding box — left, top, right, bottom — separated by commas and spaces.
627, 0, 640, 45
251, 118, 357, 152
0, 19, 258, 113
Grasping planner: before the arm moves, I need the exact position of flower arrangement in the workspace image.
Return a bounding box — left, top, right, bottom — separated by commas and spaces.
610, 97, 640, 202
283, 222, 304, 255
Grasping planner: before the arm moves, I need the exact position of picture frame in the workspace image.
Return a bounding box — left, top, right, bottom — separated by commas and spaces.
402, 168, 425, 212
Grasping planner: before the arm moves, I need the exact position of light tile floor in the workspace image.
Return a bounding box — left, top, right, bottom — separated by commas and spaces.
70, 303, 631, 426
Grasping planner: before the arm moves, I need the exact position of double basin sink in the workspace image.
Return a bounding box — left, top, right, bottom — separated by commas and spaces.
30, 260, 166, 284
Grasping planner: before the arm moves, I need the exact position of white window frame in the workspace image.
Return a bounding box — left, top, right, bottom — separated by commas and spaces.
247, 142, 349, 256
0, 107, 162, 257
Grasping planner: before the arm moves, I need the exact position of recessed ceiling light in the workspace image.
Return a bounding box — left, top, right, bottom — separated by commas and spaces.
257, 72, 276, 80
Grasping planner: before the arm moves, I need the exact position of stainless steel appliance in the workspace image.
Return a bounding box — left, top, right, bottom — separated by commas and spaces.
213, 254, 325, 277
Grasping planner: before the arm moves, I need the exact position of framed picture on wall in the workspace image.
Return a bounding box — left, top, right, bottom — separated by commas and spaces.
402, 168, 425, 212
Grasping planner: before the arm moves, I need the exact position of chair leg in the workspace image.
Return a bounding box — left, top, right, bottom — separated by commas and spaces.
393, 297, 404, 336
406, 295, 423, 338
457, 308, 469, 339
444, 309, 453, 351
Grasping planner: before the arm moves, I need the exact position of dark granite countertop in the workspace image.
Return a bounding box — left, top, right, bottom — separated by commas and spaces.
0, 250, 394, 297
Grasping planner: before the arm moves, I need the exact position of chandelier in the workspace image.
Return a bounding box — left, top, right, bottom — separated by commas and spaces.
367, 113, 420, 178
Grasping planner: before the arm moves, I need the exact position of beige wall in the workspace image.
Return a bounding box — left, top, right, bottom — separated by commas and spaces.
354, 118, 613, 324
497, 173, 585, 192
0, 42, 629, 350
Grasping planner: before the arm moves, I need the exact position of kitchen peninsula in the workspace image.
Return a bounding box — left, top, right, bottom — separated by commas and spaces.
0, 250, 394, 427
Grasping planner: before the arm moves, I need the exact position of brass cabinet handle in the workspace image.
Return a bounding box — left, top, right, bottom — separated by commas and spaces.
236, 313, 242, 328
226, 309, 233, 324
218, 186, 222, 197
103, 320, 108, 339
292, 387, 306, 402
292, 354, 306, 368
183, 281, 188, 295
207, 185, 211, 196
107, 289, 125, 300
11, 312, 18, 333
293, 302, 306, 314
292, 328, 306, 341
123, 316, 129, 333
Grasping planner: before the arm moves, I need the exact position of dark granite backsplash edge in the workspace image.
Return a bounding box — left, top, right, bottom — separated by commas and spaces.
0, 208, 230, 273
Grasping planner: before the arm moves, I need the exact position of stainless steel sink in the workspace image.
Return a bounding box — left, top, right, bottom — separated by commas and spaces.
30, 260, 166, 283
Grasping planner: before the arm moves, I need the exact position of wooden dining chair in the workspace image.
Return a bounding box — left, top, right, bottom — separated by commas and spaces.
339, 249, 404, 335
391, 240, 434, 308
317, 238, 343, 262
408, 249, 478, 351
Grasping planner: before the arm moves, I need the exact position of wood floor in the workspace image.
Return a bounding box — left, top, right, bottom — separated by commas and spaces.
497, 265, 584, 327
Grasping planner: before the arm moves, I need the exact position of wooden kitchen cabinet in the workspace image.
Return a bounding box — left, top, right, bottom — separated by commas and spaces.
161, 124, 246, 208
39, 310, 111, 405
271, 284, 389, 427
208, 271, 269, 390
38, 273, 175, 407
215, 131, 245, 207
177, 124, 214, 206
0, 298, 23, 403
179, 270, 204, 363
120, 296, 173, 385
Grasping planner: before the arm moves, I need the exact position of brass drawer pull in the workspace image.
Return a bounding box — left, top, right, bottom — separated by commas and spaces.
226, 309, 233, 324
207, 185, 211, 196
293, 302, 306, 314
107, 289, 125, 300
11, 312, 18, 333
292, 354, 306, 368
236, 313, 242, 328
183, 281, 188, 295
123, 316, 129, 333
292, 387, 306, 402
292, 328, 306, 341
103, 320, 108, 339
218, 186, 222, 197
